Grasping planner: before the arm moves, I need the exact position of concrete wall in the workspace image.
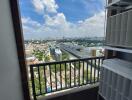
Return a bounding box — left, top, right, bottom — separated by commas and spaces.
0, 0, 24, 100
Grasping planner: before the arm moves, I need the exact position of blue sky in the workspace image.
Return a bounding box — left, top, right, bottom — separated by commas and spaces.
19, 0, 105, 40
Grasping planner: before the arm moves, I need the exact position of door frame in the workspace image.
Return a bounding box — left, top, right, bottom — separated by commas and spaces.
9, 0, 31, 100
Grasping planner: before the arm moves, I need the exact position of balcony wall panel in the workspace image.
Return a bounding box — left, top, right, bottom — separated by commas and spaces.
105, 18, 111, 45
110, 16, 116, 45
125, 10, 132, 48
115, 14, 122, 46
120, 11, 128, 46
99, 59, 132, 100
105, 10, 132, 48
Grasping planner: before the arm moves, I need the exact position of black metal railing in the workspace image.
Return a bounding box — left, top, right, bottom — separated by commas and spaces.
30, 56, 104, 100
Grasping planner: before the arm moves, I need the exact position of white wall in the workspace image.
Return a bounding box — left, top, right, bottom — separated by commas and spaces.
0, 0, 24, 100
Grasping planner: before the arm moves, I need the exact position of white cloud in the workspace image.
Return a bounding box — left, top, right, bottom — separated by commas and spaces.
76, 11, 105, 37
22, 11, 105, 39
45, 13, 67, 26
22, 17, 41, 27
32, 0, 58, 14
21, 17, 42, 39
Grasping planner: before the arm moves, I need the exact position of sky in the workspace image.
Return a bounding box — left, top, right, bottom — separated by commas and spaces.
19, 0, 106, 40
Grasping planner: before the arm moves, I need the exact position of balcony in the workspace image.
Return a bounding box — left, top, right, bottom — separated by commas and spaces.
29, 56, 104, 100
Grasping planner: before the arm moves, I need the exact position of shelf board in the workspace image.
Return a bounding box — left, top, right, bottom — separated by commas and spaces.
105, 46, 132, 54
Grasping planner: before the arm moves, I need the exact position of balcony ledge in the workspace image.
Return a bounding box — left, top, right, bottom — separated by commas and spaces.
37, 83, 99, 100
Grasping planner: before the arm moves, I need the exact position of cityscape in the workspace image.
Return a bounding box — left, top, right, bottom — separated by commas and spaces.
25, 37, 104, 95
25, 37, 104, 64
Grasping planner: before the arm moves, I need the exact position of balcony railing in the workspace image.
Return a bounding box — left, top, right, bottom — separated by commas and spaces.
30, 56, 104, 100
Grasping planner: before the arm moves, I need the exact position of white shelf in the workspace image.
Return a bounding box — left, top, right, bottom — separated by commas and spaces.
105, 46, 132, 54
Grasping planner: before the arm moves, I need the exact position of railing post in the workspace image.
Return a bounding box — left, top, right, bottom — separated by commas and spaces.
55, 64, 57, 91
78, 61, 81, 86
86, 60, 89, 84
70, 62, 71, 87
43, 65, 47, 93
90, 59, 93, 84
65, 63, 67, 88
30, 66, 37, 100
82, 61, 85, 85
74, 62, 76, 86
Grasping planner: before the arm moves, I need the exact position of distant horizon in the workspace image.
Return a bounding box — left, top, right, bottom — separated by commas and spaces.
24, 36, 104, 41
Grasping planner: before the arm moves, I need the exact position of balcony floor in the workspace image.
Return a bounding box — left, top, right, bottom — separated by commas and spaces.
37, 85, 104, 100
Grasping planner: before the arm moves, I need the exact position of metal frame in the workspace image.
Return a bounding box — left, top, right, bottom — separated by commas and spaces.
9, 0, 30, 100
30, 56, 104, 100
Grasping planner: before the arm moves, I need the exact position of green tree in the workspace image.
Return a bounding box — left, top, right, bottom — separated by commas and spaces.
32, 49, 50, 62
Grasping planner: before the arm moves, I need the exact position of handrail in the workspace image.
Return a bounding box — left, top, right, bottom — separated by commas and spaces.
30, 56, 104, 67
